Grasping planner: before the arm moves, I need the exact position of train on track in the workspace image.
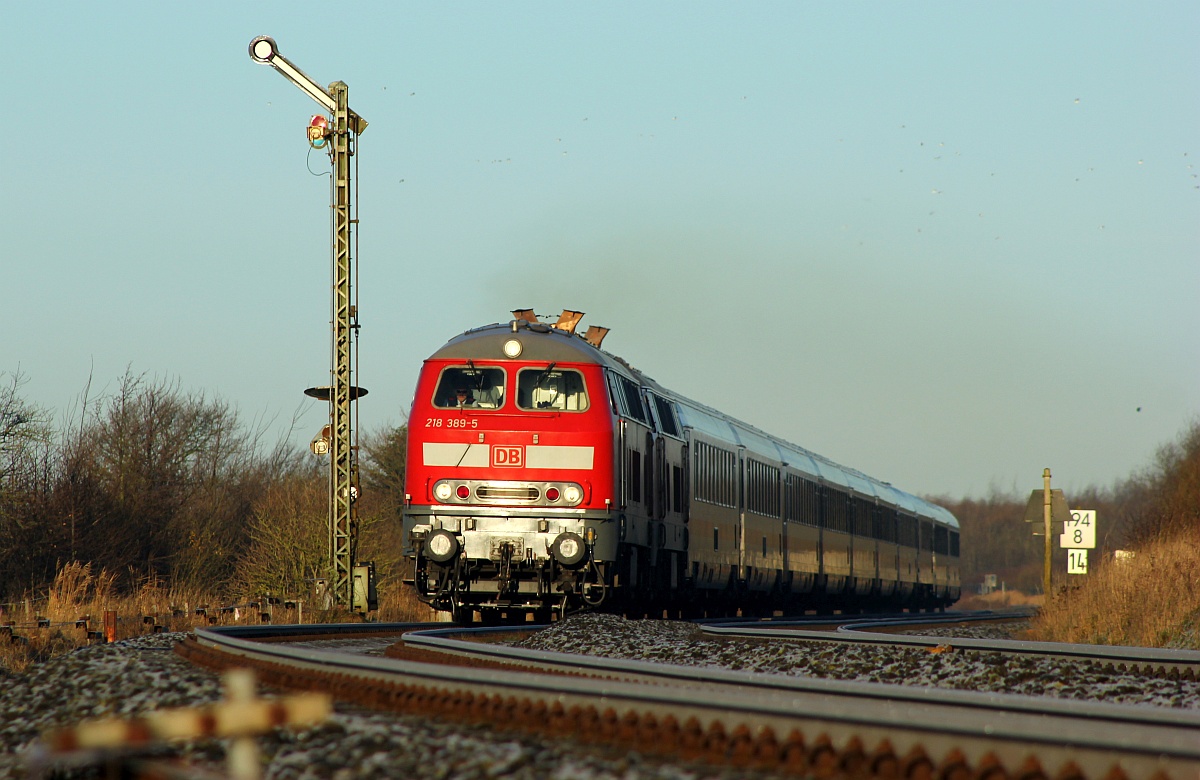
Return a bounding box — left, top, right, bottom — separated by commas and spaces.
402, 309, 960, 623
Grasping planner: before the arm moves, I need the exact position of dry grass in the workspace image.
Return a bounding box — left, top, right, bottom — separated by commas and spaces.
0, 563, 247, 675
1028, 528, 1200, 648
375, 579, 440, 623
0, 563, 439, 676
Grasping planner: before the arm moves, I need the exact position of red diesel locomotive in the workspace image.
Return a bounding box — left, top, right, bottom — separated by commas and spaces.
403, 309, 961, 622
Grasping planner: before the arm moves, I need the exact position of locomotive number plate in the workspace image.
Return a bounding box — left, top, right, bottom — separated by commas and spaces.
425, 418, 478, 429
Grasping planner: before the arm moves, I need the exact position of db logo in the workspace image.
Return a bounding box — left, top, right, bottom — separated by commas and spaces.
491, 446, 524, 468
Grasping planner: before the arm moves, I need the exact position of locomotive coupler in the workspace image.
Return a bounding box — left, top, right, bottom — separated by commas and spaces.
496, 542, 515, 597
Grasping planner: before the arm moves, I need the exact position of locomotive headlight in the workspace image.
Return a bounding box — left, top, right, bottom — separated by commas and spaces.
424, 529, 460, 564
502, 338, 523, 358
563, 485, 583, 505
550, 532, 587, 568
433, 482, 453, 502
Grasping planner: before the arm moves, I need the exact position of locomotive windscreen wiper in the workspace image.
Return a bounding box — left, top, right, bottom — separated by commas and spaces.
534, 362, 557, 386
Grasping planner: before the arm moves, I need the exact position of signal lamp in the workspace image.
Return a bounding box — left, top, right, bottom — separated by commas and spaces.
309, 424, 331, 456
433, 482, 453, 502
546, 487, 560, 502
307, 115, 329, 148
563, 485, 582, 504
456, 484, 471, 500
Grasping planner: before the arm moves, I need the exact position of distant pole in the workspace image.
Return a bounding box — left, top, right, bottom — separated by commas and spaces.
1042, 468, 1052, 600
328, 79, 355, 610
249, 37, 367, 608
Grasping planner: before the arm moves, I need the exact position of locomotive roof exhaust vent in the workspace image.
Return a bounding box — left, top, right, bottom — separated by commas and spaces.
583, 325, 610, 348
552, 309, 584, 334
510, 308, 607, 345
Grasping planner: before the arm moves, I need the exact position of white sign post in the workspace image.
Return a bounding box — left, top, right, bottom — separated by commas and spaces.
1060, 510, 1096, 575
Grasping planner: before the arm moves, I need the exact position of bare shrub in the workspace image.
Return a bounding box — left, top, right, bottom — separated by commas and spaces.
229, 467, 327, 599
48, 370, 289, 592
1125, 420, 1200, 545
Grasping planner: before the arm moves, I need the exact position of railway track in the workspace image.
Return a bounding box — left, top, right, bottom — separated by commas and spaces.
177, 613, 1200, 779
699, 611, 1200, 680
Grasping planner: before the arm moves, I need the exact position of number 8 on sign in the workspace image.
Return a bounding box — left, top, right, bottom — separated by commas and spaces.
1059, 510, 1096, 549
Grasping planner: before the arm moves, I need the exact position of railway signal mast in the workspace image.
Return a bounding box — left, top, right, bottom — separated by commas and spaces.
249, 37, 371, 610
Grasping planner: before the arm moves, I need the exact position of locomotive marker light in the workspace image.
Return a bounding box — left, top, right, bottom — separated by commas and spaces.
253, 38, 370, 610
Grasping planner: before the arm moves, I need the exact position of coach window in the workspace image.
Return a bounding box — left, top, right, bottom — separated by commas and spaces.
611, 374, 650, 424
650, 394, 680, 438
516, 367, 589, 411
433, 366, 506, 409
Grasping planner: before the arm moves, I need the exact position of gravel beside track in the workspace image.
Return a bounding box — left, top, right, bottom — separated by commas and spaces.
6, 613, 1200, 778
3, 632, 767, 779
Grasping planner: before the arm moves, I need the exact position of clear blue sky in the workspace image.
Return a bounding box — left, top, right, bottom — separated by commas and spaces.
3, 2, 1197, 499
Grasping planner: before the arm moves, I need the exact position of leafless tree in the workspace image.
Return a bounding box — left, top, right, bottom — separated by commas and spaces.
51, 369, 284, 591
0, 370, 58, 596
230, 465, 327, 597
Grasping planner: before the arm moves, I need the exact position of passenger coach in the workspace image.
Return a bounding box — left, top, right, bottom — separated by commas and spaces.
403, 309, 960, 623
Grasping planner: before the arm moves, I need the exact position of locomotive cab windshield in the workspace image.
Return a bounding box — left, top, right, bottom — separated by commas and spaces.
432, 366, 505, 409
516, 366, 588, 411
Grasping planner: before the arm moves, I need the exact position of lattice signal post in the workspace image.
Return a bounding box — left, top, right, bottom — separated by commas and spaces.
249, 37, 369, 610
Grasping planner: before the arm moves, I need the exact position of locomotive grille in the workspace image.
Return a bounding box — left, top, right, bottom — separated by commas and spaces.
476, 485, 540, 501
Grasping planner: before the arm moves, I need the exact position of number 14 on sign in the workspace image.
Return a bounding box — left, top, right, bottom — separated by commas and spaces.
1067, 549, 1088, 574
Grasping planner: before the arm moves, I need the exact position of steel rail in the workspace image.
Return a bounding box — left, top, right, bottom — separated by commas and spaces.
181, 622, 1200, 779
400, 625, 1200, 729
696, 614, 1200, 679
